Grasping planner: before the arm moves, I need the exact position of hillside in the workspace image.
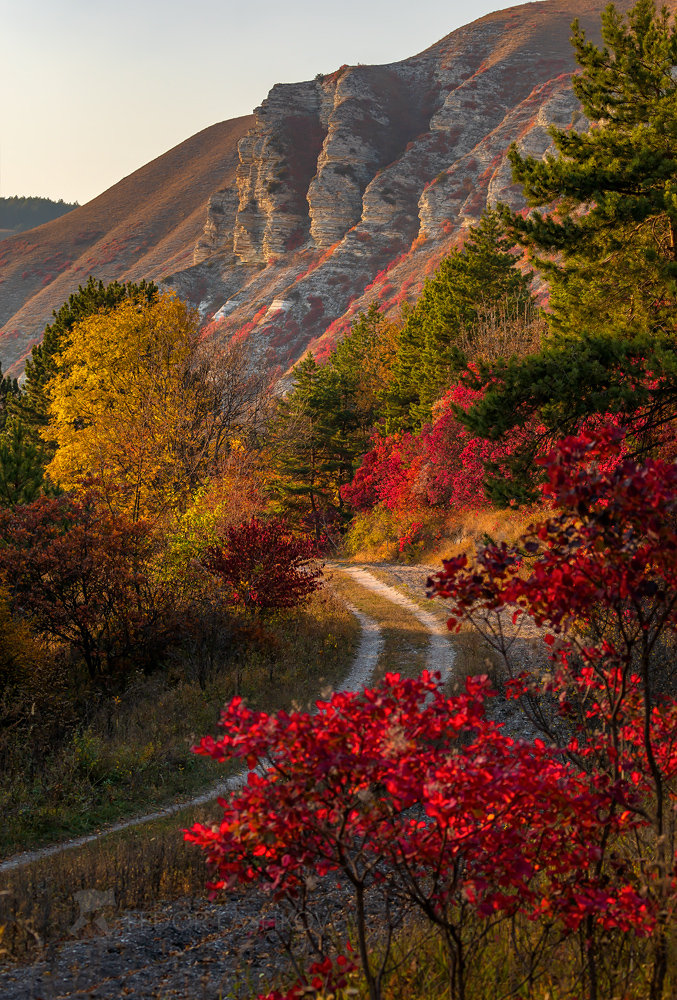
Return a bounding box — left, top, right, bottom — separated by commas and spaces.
0, 117, 253, 376
0, 0, 654, 378
0, 197, 79, 240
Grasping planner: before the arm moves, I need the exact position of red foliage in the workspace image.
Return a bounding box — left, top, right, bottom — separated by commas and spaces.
0, 491, 176, 678
201, 517, 323, 614
343, 375, 526, 513
189, 428, 677, 996
187, 671, 650, 996
428, 425, 677, 989
231, 305, 269, 344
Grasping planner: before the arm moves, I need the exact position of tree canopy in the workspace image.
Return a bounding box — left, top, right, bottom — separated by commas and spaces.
46, 294, 248, 521
505, 0, 677, 339
456, 0, 677, 501
385, 210, 533, 429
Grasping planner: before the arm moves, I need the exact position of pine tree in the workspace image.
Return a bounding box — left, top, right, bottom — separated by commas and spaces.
0, 364, 20, 432
267, 355, 335, 538
505, 0, 677, 338
385, 210, 532, 429
0, 420, 49, 507
458, 0, 677, 503
267, 306, 400, 535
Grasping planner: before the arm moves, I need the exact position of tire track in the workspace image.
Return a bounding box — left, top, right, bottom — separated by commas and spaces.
338, 565, 456, 685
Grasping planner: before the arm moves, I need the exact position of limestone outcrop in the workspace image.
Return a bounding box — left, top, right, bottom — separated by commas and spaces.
0, 0, 647, 377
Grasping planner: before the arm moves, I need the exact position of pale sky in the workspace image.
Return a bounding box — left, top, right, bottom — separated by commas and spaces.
1, 0, 534, 206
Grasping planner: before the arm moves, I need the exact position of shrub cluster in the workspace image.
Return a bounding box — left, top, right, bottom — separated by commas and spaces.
188, 427, 677, 999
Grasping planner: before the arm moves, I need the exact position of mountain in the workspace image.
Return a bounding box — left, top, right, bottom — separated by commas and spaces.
0, 0, 650, 378
0, 117, 253, 375
0, 197, 79, 241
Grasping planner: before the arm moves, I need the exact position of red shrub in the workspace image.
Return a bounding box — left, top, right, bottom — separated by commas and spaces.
201, 517, 322, 614
342, 374, 527, 514
0, 491, 176, 678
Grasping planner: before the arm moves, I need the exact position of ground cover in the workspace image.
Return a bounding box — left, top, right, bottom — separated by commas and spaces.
0, 588, 359, 860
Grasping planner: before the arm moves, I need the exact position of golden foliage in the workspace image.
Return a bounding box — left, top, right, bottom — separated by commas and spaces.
46, 295, 206, 519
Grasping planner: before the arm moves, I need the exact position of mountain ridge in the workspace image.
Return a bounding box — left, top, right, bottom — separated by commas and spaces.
0, 0, 655, 377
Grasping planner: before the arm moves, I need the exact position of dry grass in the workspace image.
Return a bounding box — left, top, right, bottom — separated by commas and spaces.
422, 505, 543, 563
0, 800, 216, 963
445, 627, 507, 695
343, 910, 664, 1000
0, 588, 361, 964
345, 504, 542, 567
329, 568, 430, 682
1, 588, 359, 860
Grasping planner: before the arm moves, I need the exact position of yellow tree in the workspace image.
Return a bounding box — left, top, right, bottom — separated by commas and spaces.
46, 295, 265, 521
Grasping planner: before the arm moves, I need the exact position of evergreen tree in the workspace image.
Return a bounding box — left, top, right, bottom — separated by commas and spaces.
0, 364, 20, 433
267, 305, 400, 535
0, 421, 49, 507
385, 210, 533, 429
268, 355, 336, 538
458, 0, 677, 503
504, 0, 677, 338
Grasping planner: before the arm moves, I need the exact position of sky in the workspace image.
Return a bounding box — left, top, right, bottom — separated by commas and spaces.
1, 0, 529, 206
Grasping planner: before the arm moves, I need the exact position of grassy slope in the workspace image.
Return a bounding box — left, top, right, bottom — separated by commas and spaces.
1, 588, 359, 860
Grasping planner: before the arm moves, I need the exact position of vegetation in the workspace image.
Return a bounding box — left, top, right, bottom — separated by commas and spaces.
0, 195, 78, 234
266, 304, 399, 540
0, 280, 352, 861
457, 0, 677, 500
0, 586, 358, 859
6, 4, 677, 996
191, 427, 677, 1000
384, 209, 533, 429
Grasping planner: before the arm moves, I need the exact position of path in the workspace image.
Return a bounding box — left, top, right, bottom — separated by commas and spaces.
1, 595, 387, 875
0, 565, 467, 999
337, 565, 455, 684
1, 568, 457, 874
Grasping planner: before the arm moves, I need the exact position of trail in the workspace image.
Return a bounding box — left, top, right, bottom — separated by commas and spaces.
1, 566, 449, 874
338, 565, 455, 685
0, 601, 384, 875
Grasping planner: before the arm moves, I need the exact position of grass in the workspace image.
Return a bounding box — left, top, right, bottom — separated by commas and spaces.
0, 799, 216, 962
328, 567, 430, 681
337, 912, 667, 1000
351, 563, 507, 694
0, 588, 359, 860
344, 503, 542, 567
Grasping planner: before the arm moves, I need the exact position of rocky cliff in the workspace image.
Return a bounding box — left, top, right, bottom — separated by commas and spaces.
0, 0, 652, 377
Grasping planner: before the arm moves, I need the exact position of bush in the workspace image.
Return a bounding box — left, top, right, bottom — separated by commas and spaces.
190, 426, 677, 1000
201, 517, 323, 615
0, 489, 182, 680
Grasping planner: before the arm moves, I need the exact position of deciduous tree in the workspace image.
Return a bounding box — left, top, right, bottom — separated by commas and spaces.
46, 295, 268, 521
201, 516, 322, 616
0, 491, 178, 679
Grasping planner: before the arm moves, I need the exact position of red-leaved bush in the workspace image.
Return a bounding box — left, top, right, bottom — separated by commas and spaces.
342, 377, 527, 514
428, 425, 677, 999
201, 517, 322, 615
0, 490, 177, 678
186, 669, 652, 999
189, 426, 677, 1000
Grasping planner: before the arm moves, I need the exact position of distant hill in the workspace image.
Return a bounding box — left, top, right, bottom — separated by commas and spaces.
0, 196, 79, 238
0, 116, 254, 375
0, 0, 664, 379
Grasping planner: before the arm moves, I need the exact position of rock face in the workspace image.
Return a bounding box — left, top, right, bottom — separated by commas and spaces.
0, 0, 654, 377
